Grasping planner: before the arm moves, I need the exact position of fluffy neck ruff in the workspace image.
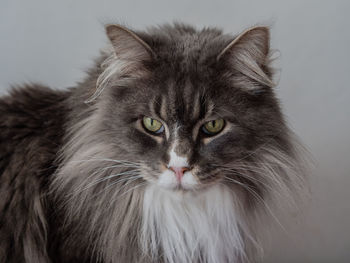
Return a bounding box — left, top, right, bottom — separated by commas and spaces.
141, 185, 248, 263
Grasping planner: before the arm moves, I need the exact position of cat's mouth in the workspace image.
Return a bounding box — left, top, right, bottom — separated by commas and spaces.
156, 168, 200, 191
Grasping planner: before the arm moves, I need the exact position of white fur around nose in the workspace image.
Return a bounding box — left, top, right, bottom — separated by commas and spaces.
158, 169, 178, 189
160, 129, 195, 189
168, 127, 189, 168
168, 144, 189, 168
181, 171, 198, 189
141, 185, 245, 263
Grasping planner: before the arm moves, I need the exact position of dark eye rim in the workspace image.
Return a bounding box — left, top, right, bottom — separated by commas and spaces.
201, 119, 226, 136
141, 116, 165, 136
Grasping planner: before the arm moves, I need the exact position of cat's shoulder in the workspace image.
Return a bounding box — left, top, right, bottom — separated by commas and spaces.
0, 84, 70, 169
0, 84, 70, 262
0, 84, 69, 123
0, 84, 69, 140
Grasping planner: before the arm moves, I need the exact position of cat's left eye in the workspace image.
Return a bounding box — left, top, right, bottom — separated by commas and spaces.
142, 117, 164, 135
201, 119, 225, 136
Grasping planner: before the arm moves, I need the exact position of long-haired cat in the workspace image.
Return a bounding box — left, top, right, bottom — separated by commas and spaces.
0, 23, 306, 263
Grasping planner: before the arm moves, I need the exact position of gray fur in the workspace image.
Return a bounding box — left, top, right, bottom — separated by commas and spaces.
0, 23, 307, 263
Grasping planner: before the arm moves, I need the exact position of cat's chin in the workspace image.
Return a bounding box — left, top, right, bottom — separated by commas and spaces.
154, 179, 216, 194
155, 181, 197, 192
159, 184, 198, 193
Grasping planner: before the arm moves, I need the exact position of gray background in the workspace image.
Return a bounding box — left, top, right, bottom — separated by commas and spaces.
1, 0, 349, 262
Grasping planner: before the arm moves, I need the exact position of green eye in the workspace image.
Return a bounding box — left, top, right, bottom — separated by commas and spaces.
142, 117, 164, 134
202, 119, 225, 135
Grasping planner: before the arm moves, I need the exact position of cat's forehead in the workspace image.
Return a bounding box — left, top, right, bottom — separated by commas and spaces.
110, 25, 258, 125
130, 66, 233, 126
154, 82, 209, 124
132, 76, 231, 133
141, 25, 232, 70
142, 30, 235, 123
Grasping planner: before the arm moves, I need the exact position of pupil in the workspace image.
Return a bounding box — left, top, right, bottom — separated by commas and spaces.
150, 119, 154, 126
212, 121, 216, 128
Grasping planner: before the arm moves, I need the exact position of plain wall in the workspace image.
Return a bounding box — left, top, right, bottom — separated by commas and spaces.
1, 0, 349, 262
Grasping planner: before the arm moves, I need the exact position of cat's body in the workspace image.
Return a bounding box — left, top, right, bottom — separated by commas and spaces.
0, 86, 67, 262
0, 23, 306, 263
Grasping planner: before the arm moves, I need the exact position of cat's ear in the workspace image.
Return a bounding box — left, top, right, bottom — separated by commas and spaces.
86, 25, 154, 103
217, 26, 274, 90
105, 24, 154, 62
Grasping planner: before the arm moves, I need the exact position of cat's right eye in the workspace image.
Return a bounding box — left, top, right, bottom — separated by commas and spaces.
201, 119, 225, 136
142, 116, 164, 135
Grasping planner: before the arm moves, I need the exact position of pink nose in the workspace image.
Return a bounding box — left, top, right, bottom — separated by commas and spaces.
169, 166, 189, 181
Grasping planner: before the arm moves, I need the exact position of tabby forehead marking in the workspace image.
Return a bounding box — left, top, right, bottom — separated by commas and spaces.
160, 95, 167, 120
191, 92, 201, 120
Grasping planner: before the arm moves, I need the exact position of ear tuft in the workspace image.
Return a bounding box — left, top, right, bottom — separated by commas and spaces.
217, 26, 270, 62
218, 26, 274, 89
86, 25, 154, 103
105, 24, 154, 61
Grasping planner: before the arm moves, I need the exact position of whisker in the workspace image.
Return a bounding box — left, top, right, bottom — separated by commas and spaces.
69, 170, 140, 197
75, 164, 141, 188
223, 176, 287, 234
223, 176, 256, 193
71, 158, 141, 166
219, 162, 300, 201
222, 169, 275, 191
91, 174, 144, 199
119, 181, 148, 198
107, 180, 148, 205
79, 170, 140, 192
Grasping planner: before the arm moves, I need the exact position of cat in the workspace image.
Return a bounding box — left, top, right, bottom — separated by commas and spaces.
0, 23, 307, 263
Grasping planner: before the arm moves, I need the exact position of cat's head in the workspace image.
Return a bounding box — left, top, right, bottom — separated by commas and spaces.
53, 24, 307, 262
83, 23, 300, 195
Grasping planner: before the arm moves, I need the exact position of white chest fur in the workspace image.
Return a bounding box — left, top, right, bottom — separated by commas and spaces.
141, 185, 246, 263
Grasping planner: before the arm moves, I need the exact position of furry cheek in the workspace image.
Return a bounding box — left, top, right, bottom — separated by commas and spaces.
181, 172, 199, 190
157, 170, 178, 189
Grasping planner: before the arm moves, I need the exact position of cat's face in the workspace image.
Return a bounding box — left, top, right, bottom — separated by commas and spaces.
104, 70, 282, 192
95, 24, 287, 193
